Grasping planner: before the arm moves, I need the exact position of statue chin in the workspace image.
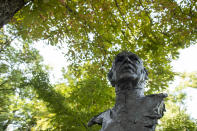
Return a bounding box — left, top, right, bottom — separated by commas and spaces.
116, 71, 138, 82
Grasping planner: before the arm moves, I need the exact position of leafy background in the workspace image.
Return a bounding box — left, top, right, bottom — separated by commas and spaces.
0, 0, 197, 130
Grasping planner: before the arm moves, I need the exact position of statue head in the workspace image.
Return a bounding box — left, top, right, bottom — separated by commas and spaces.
108, 51, 148, 88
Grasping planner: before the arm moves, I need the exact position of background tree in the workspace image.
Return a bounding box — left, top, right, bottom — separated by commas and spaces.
0, 0, 197, 130
157, 102, 197, 131
0, 29, 43, 130
156, 73, 197, 130
179, 72, 197, 89
7, 0, 196, 92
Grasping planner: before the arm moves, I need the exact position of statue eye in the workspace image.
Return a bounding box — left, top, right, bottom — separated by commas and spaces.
129, 56, 137, 60
129, 56, 140, 63
116, 56, 124, 62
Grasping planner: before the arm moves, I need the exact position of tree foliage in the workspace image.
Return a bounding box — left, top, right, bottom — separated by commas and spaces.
0, 31, 114, 130
8, 0, 197, 92
0, 30, 43, 130
179, 72, 197, 89
1, 0, 197, 130
157, 78, 197, 131
157, 102, 197, 131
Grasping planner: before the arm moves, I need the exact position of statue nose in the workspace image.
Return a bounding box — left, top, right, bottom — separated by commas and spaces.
126, 57, 131, 62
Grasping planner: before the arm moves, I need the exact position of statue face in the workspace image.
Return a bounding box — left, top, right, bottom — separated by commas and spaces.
108, 51, 147, 86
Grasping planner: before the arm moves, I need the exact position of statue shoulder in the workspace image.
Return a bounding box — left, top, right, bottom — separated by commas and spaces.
144, 93, 168, 119
87, 109, 113, 127
146, 93, 168, 99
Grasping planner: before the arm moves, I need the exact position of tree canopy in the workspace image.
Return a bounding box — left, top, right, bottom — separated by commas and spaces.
7, 0, 196, 92
0, 0, 197, 130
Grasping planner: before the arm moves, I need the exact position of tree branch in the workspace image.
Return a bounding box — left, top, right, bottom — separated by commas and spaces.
138, 0, 153, 25
114, 0, 137, 40
0, 80, 9, 87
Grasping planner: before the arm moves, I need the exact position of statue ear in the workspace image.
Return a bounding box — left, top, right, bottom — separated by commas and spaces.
144, 68, 148, 80
108, 69, 116, 87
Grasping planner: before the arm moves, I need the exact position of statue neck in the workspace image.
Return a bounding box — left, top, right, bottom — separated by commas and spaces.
115, 81, 145, 98
114, 81, 145, 111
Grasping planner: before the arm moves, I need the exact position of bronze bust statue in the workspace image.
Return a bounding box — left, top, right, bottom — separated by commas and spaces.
88, 51, 167, 131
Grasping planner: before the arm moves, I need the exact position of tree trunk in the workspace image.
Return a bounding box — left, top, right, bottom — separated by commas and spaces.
0, 0, 25, 28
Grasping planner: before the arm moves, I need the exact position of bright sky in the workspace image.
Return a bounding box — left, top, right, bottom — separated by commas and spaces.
171, 44, 197, 72
34, 43, 69, 83
171, 44, 197, 119
35, 43, 197, 119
